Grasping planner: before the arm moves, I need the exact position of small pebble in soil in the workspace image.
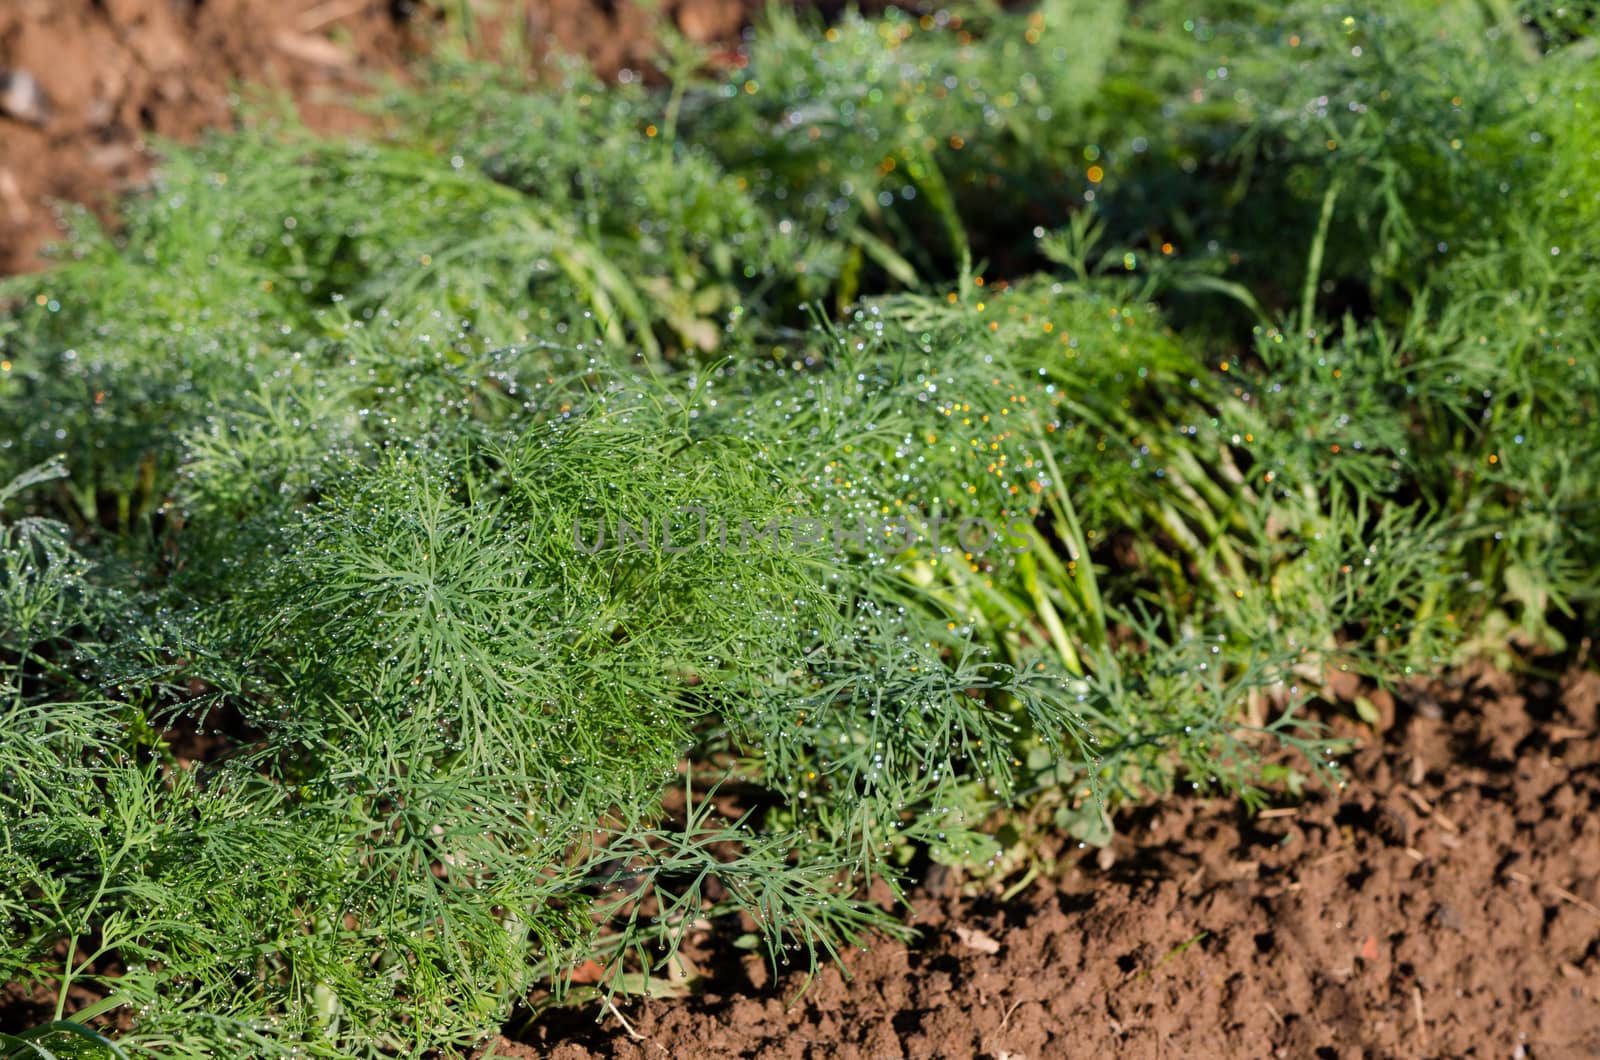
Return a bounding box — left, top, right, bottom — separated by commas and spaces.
0, 70, 51, 127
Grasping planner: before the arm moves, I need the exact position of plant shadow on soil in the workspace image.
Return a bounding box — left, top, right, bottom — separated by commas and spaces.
490, 660, 1600, 1060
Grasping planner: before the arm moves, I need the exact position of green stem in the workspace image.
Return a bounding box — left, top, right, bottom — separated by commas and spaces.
1302, 175, 1344, 333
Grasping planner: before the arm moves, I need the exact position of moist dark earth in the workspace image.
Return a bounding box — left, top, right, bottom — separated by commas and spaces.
3, 4, 1599, 1058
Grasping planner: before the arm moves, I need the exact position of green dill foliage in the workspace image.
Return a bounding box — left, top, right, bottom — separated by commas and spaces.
2, 0, 1599, 1056
385, 59, 832, 349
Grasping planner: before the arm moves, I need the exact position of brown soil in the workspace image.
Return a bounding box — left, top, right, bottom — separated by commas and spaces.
490, 662, 1600, 1060
0, 0, 765, 275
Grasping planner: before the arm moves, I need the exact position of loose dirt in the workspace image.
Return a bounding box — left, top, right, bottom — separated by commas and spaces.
491, 662, 1600, 1059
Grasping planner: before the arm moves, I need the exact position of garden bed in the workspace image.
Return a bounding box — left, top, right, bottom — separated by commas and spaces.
3, 2, 1598, 1057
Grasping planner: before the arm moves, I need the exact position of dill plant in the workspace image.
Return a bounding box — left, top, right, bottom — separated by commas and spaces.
1, 0, 1597, 1055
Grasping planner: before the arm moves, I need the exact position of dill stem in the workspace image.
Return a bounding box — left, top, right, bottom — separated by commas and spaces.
1302, 174, 1345, 333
